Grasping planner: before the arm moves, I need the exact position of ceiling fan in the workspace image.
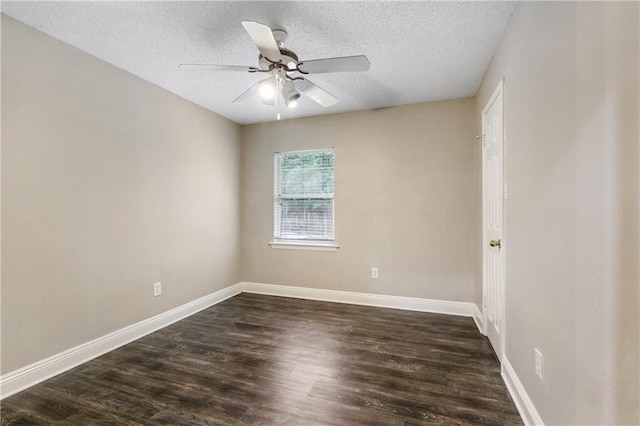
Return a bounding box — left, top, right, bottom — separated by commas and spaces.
179, 21, 370, 114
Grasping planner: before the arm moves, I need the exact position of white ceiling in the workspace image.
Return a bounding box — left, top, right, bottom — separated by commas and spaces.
2, 1, 515, 125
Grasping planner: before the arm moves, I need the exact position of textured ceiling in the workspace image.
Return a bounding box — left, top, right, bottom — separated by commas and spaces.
2, 1, 515, 124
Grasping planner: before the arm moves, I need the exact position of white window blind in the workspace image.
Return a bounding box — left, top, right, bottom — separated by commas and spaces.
274, 149, 335, 241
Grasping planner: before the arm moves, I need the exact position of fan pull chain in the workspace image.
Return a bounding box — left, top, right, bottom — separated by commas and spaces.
276, 77, 281, 120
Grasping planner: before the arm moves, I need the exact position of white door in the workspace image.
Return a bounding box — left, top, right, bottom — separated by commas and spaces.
482, 80, 505, 361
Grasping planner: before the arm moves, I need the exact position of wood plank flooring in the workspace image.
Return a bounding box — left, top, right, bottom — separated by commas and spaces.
1, 293, 522, 425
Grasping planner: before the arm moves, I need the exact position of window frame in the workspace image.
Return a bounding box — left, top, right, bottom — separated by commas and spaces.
271, 148, 338, 250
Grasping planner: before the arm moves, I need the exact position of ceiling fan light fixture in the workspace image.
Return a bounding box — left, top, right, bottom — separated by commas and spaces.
282, 80, 300, 108
260, 81, 275, 100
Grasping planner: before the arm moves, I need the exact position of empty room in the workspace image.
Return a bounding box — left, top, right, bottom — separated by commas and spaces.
1, 1, 638, 425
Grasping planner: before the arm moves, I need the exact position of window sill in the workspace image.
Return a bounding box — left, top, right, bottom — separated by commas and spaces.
268, 241, 340, 252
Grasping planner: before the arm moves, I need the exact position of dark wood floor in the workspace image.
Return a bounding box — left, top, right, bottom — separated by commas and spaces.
1, 293, 522, 425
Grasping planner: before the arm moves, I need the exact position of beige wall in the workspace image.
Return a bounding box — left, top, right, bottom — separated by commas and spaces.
242, 99, 478, 303
4, 5, 638, 424
1, 16, 242, 373
476, 2, 639, 424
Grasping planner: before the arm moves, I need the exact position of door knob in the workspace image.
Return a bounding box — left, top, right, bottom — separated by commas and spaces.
489, 239, 501, 248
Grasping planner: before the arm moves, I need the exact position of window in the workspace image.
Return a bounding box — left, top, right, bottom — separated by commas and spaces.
273, 149, 335, 244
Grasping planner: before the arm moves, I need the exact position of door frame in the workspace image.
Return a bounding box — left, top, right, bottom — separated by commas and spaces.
481, 78, 506, 362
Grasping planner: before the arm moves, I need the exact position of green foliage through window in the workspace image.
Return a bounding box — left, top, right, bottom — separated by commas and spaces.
275, 150, 335, 241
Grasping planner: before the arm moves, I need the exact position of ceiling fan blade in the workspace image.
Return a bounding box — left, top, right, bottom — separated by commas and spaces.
179, 64, 258, 72
297, 55, 370, 74
294, 78, 338, 107
233, 77, 271, 103
241, 21, 282, 63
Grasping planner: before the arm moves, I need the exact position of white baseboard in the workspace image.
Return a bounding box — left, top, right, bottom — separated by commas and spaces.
1, 282, 480, 400
240, 282, 475, 317
472, 304, 485, 334
0, 283, 243, 400
502, 357, 544, 425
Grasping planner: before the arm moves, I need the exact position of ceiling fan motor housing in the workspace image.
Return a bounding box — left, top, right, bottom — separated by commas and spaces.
259, 48, 299, 71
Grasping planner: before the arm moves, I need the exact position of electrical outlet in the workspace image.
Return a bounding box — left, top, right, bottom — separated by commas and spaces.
535, 348, 544, 380
371, 267, 379, 279
153, 282, 162, 297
